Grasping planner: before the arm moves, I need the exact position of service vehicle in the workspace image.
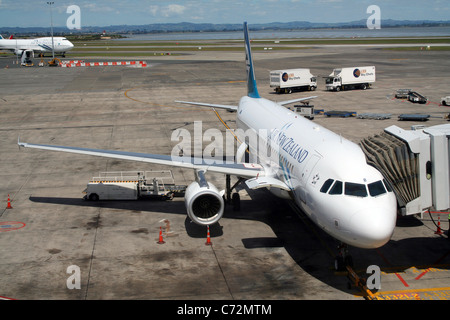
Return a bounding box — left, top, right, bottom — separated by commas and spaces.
325, 66, 375, 91
83, 170, 185, 201
395, 89, 411, 99
408, 91, 428, 104
441, 95, 450, 106
270, 68, 317, 93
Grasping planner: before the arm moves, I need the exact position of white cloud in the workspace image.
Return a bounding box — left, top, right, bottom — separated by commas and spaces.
149, 5, 159, 16
167, 4, 186, 15
149, 4, 187, 18
83, 3, 115, 13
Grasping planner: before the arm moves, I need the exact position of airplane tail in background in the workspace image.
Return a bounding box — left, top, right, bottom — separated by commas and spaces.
244, 22, 261, 99
0, 35, 3, 39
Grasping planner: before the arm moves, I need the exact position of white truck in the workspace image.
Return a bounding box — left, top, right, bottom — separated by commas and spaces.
270, 68, 317, 94
325, 66, 375, 91
441, 96, 450, 106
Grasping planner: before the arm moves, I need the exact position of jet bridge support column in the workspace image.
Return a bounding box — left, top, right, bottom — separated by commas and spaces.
425, 126, 450, 211
226, 174, 231, 204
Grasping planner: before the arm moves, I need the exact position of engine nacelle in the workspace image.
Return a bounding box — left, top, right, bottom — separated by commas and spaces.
184, 179, 224, 226
14, 49, 24, 56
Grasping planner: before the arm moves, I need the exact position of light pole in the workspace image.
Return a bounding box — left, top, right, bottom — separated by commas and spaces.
47, 1, 55, 59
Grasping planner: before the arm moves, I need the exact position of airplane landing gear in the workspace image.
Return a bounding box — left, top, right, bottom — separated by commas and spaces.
225, 175, 244, 211
335, 243, 353, 271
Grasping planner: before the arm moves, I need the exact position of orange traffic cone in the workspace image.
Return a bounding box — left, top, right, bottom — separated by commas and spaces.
205, 225, 212, 246
157, 226, 165, 244
435, 214, 443, 235
6, 195, 12, 209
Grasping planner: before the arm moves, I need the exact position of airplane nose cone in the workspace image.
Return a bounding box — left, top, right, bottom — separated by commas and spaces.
349, 207, 396, 249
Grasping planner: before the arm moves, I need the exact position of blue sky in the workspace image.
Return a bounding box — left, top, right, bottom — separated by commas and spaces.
0, 0, 449, 28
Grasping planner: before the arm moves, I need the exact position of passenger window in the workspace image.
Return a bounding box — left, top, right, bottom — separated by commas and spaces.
345, 182, 368, 197
368, 180, 386, 197
320, 179, 334, 193
329, 180, 343, 195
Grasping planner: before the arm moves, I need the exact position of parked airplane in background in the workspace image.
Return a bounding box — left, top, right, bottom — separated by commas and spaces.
0, 35, 74, 57
18, 23, 397, 270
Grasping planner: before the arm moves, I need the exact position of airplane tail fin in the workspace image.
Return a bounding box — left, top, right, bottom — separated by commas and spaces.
244, 22, 260, 99
0, 35, 3, 39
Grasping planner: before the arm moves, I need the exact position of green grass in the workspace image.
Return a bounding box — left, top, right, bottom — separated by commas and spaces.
382, 46, 450, 51
64, 52, 184, 57
4, 36, 446, 58
253, 37, 450, 45
69, 45, 308, 58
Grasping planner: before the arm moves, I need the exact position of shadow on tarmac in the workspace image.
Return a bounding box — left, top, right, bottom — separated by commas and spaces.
29, 192, 450, 297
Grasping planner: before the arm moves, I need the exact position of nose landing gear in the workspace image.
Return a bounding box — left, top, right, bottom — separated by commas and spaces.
335, 243, 353, 271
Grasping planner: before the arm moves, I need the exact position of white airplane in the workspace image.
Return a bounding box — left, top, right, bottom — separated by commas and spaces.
18, 22, 397, 270
0, 35, 74, 57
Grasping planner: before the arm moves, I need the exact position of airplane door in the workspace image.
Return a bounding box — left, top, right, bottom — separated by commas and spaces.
301, 153, 321, 186
297, 153, 321, 204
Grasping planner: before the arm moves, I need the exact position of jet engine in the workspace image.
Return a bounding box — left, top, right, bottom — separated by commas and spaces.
14, 49, 24, 56
184, 170, 224, 226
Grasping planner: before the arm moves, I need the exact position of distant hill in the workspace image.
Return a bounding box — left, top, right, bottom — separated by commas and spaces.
1, 20, 450, 36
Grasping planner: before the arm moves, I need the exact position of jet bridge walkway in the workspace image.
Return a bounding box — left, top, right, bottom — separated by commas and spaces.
360, 124, 450, 216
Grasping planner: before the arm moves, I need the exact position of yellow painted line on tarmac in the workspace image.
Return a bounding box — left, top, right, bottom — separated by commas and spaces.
124, 86, 242, 138
373, 287, 450, 300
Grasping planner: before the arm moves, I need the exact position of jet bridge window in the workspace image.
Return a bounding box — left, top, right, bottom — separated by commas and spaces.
368, 180, 387, 197
344, 182, 368, 197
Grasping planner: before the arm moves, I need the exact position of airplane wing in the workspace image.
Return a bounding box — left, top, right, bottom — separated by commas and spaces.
18, 141, 265, 178
175, 96, 317, 111
277, 96, 318, 106
175, 101, 238, 112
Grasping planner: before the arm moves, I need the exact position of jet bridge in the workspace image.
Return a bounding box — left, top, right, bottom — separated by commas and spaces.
360, 124, 450, 216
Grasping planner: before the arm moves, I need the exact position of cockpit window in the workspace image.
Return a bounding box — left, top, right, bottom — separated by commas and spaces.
320, 179, 334, 193
368, 180, 387, 197
344, 182, 368, 197
329, 180, 343, 195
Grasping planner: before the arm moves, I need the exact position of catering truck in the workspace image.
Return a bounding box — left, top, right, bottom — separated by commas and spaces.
325, 66, 375, 91
270, 68, 317, 93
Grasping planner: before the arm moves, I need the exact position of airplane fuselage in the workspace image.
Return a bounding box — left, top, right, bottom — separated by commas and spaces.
0, 37, 74, 55
237, 96, 397, 249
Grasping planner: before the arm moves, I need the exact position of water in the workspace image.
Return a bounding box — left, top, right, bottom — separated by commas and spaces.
117, 26, 450, 41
